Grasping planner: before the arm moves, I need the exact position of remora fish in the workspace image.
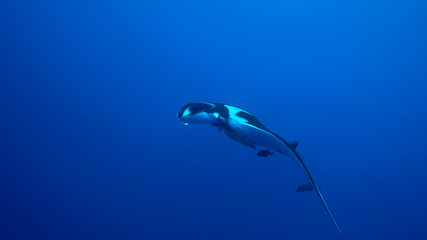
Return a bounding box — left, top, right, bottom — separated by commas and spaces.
257, 149, 274, 157
296, 183, 322, 192
177, 102, 341, 232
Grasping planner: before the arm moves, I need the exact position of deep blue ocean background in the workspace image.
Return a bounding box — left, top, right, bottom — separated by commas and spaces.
1, 1, 426, 239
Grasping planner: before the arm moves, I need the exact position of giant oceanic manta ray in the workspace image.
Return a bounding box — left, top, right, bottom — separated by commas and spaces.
177, 102, 341, 233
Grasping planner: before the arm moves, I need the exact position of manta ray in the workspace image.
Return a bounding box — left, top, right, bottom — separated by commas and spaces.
177, 102, 341, 233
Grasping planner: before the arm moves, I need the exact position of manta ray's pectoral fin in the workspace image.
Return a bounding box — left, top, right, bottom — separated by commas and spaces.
289, 141, 299, 149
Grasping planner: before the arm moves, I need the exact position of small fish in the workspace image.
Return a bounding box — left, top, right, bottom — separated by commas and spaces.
296, 183, 322, 192
257, 149, 274, 157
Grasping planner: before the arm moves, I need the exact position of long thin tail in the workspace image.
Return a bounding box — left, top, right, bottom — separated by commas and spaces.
293, 153, 342, 233
312, 182, 342, 233
264, 132, 341, 232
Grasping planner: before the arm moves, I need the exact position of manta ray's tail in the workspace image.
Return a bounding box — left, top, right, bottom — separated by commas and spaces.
311, 180, 342, 233
294, 153, 342, 233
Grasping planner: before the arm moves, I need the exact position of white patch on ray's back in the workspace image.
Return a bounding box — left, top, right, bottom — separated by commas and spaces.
225, 105, 252, 124
183, 107, 191, 117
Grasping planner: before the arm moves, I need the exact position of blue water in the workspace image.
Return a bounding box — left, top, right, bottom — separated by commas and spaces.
1, 1, 426, 239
